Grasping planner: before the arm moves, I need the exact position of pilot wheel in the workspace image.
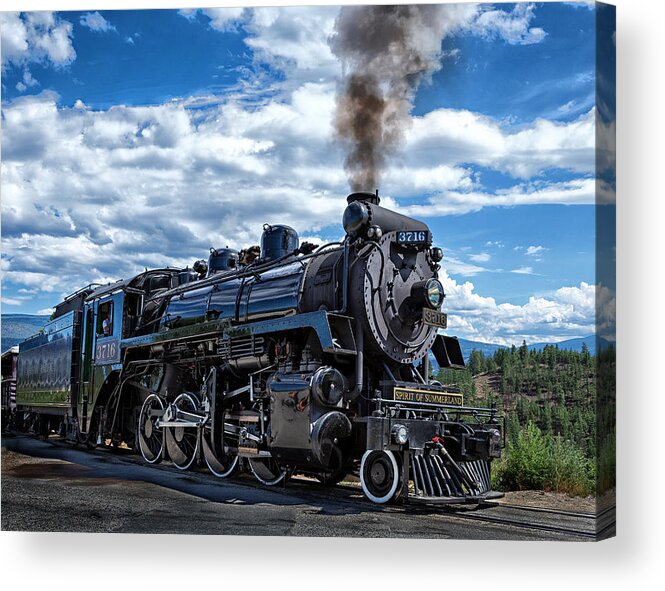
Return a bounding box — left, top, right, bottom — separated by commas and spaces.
360, 450, 402, 504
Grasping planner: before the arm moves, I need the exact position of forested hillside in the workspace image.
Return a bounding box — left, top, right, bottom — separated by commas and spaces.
436, 341, 615, 496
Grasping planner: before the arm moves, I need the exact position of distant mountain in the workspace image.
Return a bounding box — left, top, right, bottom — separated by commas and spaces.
1, 314, 50, 353
434, 334, 611, 365
525, 335, 611, 357
457, 338, 506, 359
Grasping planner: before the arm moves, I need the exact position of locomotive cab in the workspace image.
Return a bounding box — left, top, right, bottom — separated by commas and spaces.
77, 285, 124, 434
76, 268, 181, 438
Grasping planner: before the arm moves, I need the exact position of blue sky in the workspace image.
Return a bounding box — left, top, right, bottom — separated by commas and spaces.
0, 3, 615, 345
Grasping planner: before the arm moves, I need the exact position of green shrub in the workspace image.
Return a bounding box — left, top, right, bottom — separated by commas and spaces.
547, 435, 595, 496
492, 421, 594, 496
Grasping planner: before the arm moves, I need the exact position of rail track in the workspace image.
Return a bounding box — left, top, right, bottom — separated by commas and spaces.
3, 433, 614, 540
437, 502, 615, 540
326, 480, 614, 540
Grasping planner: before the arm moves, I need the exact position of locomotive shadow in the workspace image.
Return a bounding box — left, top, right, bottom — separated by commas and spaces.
3, 435, 490, 520
1, 435, 371, 516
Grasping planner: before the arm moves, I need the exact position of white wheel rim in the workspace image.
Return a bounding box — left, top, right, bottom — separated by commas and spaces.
167, 393, 199, 470
204, 444, 239, 478
138, 394, 164, 464
360, 450, 399, 504
249, 458, 287, 486
202, 405, 239, 478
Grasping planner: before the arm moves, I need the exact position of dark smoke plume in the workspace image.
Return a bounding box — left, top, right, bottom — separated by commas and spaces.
330, 5, 450, 191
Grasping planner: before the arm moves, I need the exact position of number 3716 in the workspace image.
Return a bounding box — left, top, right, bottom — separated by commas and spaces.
398, 231, 427, 243
96, 340, 118, 361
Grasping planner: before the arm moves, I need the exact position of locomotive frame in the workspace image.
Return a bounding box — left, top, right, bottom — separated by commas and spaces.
11, 191, 503, 505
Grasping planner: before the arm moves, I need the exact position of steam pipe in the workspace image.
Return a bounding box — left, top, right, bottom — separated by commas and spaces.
422, 354, 429, 385
331, 237, 350, 314
348, 317, 363, 399
411, 364, 426, 385
342, 238, 349, 313
382, 362, 397, 382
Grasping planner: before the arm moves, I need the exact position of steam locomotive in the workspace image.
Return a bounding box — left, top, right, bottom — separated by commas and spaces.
11, 192, 502, 504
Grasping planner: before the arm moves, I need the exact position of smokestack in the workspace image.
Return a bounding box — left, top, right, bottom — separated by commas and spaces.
329, 5, 450, 192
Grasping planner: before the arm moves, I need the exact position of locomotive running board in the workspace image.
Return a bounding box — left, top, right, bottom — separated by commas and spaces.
224, 311, 357, 355
122, 311, 357, 356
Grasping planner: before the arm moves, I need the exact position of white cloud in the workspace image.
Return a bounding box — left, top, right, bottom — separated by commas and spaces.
1, 67, 599, 298
2, 269, 69, 293
399, 177, 596, 217
1, 296, 24, 306
179, 7, 246, 33
407, 107, 595, 180
564, 2, 596, 11
243, 6, 339, 76
525, 245, 546, 256
79, 12, 116, 33
443, 256, 488, 277
15, 69, 39, 92
180, 3, 547, 86
0, 89, 347, 296
469, 252, 491, 263
0, 12, 76, 71
442, 272, 605, 345
165, 6, 588, 213
468, 3, 546, 45
511, 267, 534, 275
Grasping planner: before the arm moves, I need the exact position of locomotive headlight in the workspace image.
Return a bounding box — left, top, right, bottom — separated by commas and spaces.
342, 201, 369, 235
311, 367, 345, 406
489, 429, 501, 444
392, 424, 409, 445
425, 278, 444, 309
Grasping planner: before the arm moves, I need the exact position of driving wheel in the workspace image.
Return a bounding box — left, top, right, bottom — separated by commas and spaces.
202, 406, 240, 478
138, 394, 165, 464
249, 457, 288, 486
164, 392, 200, 470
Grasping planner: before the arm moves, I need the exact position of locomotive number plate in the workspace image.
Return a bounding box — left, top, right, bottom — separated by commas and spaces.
397, 230, 430, 245
95, 338, 120, 364
423, 308, 447, 329
393, 387, 463, 407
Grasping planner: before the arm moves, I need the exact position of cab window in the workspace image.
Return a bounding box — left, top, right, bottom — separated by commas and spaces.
97, 301, 114, 337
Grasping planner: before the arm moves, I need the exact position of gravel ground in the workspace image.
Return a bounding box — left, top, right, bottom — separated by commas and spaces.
1, 435, 598, 540
497, 490, 596, 512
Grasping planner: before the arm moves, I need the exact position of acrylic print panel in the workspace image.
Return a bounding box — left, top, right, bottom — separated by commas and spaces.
0, 2, 615, 540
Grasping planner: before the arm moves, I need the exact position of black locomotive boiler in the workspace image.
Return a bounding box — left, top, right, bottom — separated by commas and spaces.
14, 192, 503, 504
